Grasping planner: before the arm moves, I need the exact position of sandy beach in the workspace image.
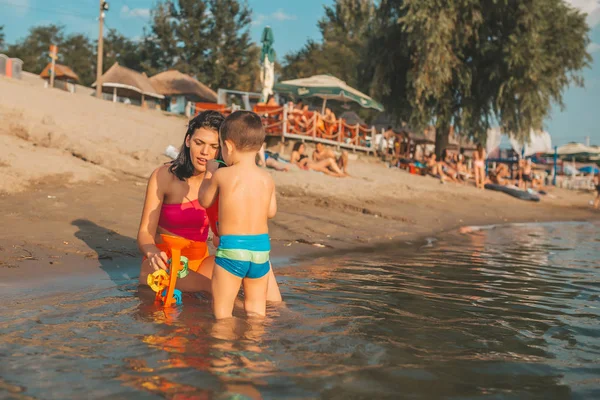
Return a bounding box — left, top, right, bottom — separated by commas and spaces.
1, 75, 598, 288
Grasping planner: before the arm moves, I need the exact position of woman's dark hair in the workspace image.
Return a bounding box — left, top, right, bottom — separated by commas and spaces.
292, 142, 304, 152
169, 110, 224, 181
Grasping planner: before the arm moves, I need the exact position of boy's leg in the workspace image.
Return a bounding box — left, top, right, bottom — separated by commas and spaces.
212, 262, 243, 319
243, 272, 270, 317
266, 262, 282, 302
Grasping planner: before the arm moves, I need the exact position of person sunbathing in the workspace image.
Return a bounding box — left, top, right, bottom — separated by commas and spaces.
438, 149, 459, 182
488, 163, 511, 185
312, 142, 349, 174
257, 143, 289, 172
425, 153, 450, 182
290, 142, 346, 177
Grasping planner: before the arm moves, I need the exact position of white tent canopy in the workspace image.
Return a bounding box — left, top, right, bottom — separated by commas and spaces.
486, 128, 553, 157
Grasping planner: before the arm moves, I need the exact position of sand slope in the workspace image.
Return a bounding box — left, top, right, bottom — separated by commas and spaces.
0, 76, 185, 192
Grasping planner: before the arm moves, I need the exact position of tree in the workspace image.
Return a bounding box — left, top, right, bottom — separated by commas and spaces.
103, 29, 144, 72
282, 0, 375, 88
364, 0, 591, 154
60, 34, 95, 85
142, 0, 255, 90
203, 0, 256, 90
7, 24, 65, 74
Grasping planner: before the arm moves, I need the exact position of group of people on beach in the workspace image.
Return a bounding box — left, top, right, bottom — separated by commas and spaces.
423, 145, 487, 188
138, 110, 283, 319
421, 146, 548, 191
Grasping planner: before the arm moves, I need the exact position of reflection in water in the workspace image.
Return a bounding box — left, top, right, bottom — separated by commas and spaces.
0, 221, 599, 399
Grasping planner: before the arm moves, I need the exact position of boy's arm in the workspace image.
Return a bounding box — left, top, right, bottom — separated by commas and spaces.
267, 185, 277, 219
198, 166, 220, 209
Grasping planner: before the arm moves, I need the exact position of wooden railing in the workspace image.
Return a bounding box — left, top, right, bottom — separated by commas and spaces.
193, 102, 234, 116
253, 104, 374, 153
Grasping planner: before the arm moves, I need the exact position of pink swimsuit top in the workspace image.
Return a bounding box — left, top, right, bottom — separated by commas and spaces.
158, 199, 209, 242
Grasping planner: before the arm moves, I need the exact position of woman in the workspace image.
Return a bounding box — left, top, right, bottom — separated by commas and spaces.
425, 153, 448, 182
593, 173, 600, 210
473, 144, 487, 189
137, 111, 282, 301
440, 148, 459, 182
290, 142, 345, 177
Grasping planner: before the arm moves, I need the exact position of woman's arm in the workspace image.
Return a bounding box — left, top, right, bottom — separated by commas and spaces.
290, 151, 299, 165
137, 166, 169, 270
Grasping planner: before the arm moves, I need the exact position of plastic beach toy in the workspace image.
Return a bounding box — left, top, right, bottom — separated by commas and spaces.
146, 234, 193, 307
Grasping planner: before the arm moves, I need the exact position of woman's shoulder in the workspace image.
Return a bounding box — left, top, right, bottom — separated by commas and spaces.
150, 164, 176, 185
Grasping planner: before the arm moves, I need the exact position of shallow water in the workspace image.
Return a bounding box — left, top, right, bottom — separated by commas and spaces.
1, 221, 599, 399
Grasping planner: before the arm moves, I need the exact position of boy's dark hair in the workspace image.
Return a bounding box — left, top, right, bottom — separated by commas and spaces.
220, 111, 265, 152
169, 110, 224, 181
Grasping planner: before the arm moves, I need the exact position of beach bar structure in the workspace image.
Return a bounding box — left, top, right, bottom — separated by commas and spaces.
39, 62, 79, 93
92, 62, 163, 108
0, 54, 23, 79
150, 70, 217, 115
250, 103, 376, 154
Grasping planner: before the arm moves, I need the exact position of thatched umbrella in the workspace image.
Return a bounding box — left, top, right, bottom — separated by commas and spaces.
92, 62, 163, 102
40, 63, 79, 82
150, 70, 217, 103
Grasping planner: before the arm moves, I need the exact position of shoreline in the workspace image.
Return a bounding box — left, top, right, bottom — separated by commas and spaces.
1, 172, 597, 296
1, 76, 598, 296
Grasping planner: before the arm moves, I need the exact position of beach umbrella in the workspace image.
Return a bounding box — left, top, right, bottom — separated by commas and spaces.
259, 26, 275, 103
273, 74, 384, 112
579, 165, 600, 174
556, 142, 599, 156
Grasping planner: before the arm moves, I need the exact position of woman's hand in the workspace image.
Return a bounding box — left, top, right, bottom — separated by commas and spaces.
147, 249, 169, 271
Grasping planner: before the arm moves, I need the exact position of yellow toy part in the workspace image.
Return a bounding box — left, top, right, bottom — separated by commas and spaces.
147, 269, 169, 292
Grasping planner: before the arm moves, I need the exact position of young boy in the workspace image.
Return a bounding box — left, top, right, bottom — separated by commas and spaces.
198, 111, 277, 319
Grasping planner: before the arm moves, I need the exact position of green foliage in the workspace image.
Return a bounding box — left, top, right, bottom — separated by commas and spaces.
7, 24, 65, 74
142, 0, 257, 91
60, 33, 95, 85
282, 0, 375, 89
103, 29, 144, 72
285, 0, 590, 153
365, 0, 591, 151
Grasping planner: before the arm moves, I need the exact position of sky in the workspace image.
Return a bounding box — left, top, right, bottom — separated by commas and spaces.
0, 0, 598, 146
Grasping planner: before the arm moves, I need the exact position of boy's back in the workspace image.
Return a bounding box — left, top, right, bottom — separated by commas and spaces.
215, 164, 275, 236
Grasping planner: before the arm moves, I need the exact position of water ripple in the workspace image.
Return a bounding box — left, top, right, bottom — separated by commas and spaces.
0, 221, 599, 399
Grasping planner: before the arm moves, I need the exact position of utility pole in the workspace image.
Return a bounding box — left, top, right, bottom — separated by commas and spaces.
96, 1, 109, 99
49, 44, 58, 88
